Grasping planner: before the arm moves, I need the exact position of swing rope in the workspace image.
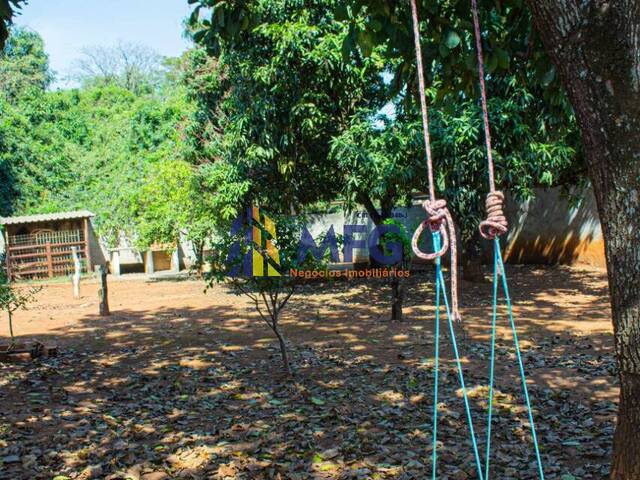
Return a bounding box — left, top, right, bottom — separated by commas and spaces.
409, 1, 484, 478
468, 1, 544, 478
409, 0, 461, 325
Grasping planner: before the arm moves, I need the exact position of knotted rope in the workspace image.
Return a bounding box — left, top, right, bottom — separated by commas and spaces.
409, 0, 461, 323
469, 0, 508, 241
411, 199, 461, 322
469, 1, 545, 478
479, 191, 508, 240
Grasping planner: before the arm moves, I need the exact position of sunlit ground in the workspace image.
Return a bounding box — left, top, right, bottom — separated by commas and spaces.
0, 265, 615, 479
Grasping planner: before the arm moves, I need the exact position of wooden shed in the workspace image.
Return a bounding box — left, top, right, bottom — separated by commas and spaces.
1, 211, 94, 281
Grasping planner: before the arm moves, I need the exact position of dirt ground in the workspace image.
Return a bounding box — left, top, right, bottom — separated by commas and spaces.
0, 265, 616, 479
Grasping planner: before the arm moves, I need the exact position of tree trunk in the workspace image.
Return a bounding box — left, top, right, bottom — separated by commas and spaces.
193, 240, 205, 276
391, 276, 404, 321
359, 193, 407, 320
272, 313, 292, 375
462, 231, 484, 283
7, 310, 14, 346
526, 2, 640, 477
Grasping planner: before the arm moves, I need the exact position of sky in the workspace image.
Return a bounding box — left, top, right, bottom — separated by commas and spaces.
14, 0, 195, 88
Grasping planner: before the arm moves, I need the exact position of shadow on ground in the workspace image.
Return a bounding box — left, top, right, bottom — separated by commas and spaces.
0, 266, 615, 479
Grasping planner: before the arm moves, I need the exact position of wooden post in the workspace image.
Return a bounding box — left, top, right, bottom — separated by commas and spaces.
171, 247, 180, 273
98, 265, 110, 316
83, 218, 92, 273
4, 228, 11, 281
71, 246, 81, 299
45, 242, 53, 278
111, 250, 121, 276
145, 250, 155, 274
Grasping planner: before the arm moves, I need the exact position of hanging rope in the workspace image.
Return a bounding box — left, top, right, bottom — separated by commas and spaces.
469, 1, 545, 478
409, 2, 485, 478
409, 0, 461, 324
432, 231, 484, 480
469, 0, 508, 241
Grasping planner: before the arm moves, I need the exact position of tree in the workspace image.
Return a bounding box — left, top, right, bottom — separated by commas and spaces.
186, 0, 433, 320
133, 158, 218, 271
0, 26, 52, 101
0, 33, 196, 246
523, 3, 640, 477
72, 41, 165, 93
0, 266, 40, 348
186, 1, 387, 213
207, 213, 322, 375
0, 0, 25, 49
342, 0, 639, 476
197, 0, 583, 288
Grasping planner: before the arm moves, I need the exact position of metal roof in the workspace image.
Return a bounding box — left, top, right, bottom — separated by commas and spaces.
0, 210, 95, 226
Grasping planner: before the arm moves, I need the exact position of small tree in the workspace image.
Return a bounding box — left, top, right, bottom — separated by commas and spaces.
207, 213, 322, 375
380, 218, 413, 321
0, 266, 41, 348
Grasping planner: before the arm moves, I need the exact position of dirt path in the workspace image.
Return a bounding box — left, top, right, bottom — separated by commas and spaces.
0, 265, 616, 479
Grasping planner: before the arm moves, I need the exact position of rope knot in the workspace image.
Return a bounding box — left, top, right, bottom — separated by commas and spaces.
423, 199, 448, 232
479, 191, 508, 240
412, 198, 462, 323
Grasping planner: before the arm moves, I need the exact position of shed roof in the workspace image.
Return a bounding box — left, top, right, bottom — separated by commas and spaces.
0, 210, 95, 226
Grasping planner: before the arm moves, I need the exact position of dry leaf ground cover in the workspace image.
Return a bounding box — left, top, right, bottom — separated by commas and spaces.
0, 266, 616, 479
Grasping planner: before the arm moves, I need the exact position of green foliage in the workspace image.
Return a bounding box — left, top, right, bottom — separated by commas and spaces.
196, 0, 582, 247
0, 26, 51, 101
0, 0, 24, 49
381, 218, 412, 267
427, 77, 580, 241
206, 213, 324, 373
0, 27, 201, 247
329, 110, 425, 218
186, 0, 388, 214
339, 0, 567, 107
0, 265, 41, 344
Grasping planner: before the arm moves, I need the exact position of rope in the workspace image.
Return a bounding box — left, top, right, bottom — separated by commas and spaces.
490, 240, 546, 479
409, 0, 461, 323
469, 2, 545, 478
480, 191, 508, 240
431, 236, 441, 480
432, 232, 484, 480
469, 0, 507, 241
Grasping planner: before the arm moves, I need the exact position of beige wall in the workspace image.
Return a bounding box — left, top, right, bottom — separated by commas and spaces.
502, 188, 605, 267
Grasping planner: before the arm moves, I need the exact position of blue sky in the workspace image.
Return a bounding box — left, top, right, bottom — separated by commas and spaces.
14, 0, 195, 87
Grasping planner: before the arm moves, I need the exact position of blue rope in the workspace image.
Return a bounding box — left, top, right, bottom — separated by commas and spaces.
432, 232, 484, 480
486, 238, 545, 479
484, 242, 499, 479
432, 235, 441, 480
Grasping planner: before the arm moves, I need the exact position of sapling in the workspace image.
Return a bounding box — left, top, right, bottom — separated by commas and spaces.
207, 212, 323, 375
0, 267, 41, 349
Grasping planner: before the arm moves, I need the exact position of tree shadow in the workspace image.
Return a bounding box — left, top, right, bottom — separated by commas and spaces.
0, 266, 615, 479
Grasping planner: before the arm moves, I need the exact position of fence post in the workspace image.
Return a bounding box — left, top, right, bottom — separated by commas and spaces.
145, 250, 155, 274
71, 246, 81, 299
45, 242, 53, 278
98, 265, 110, 316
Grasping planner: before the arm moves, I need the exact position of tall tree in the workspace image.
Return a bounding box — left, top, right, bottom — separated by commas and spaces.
187, 0, 434, 319
341, 0, 638, 476
0, 26, 51, 101
523, 2, 640, 477
187, 1, 387, 214
0, 0, 25, 49
72, 42, 165, 93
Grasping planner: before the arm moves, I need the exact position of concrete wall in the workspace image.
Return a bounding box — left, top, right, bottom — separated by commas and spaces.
2, 188, 603, 272
303, 187, 605, 267
503, 188, 604, 267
